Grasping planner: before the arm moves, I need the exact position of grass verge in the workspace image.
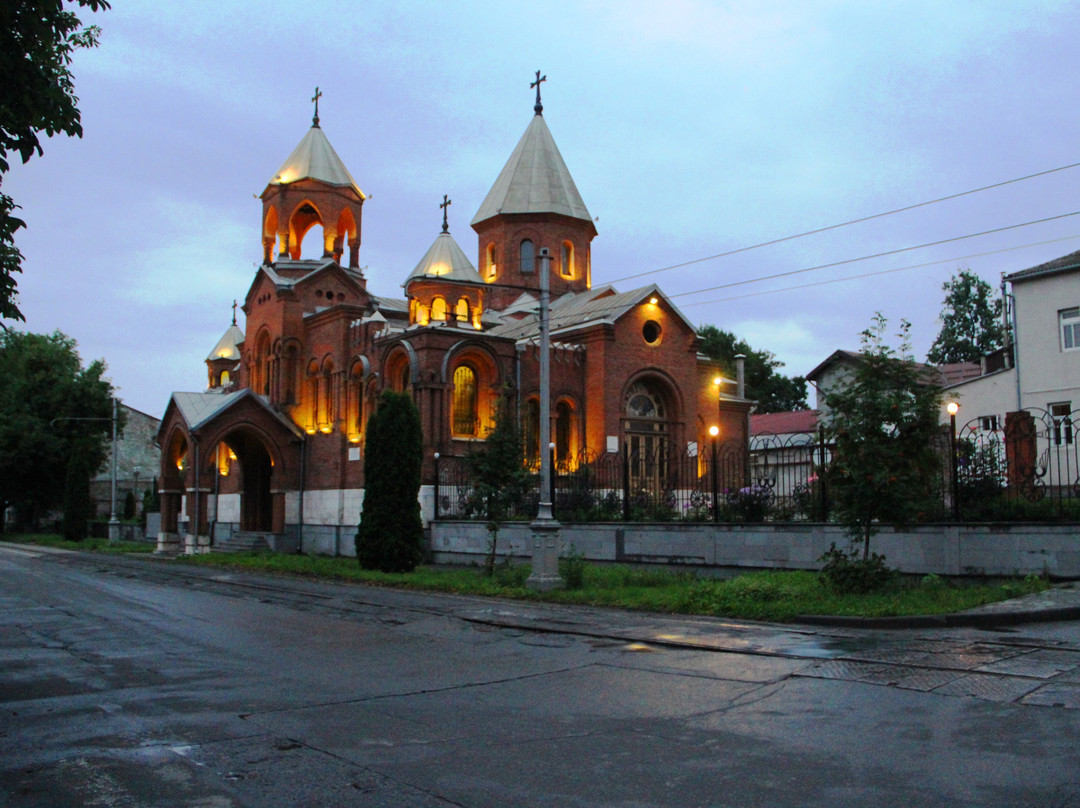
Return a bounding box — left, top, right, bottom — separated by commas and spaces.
1, 535, 1049, 622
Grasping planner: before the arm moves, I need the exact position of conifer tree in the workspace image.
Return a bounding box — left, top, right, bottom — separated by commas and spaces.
355, 391, 425, 572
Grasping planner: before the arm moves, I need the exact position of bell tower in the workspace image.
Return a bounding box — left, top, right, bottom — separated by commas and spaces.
471, 74, 597, 310
259, 88, 366, 268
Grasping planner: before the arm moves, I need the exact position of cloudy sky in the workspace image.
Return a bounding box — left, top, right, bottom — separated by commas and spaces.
7, 0, 1080, 415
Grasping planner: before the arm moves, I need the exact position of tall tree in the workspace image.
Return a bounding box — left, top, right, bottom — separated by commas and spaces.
825, 315, 943, 558
697, 325, 808, 413
0, 330, 116, 530
926, 268, 1003, 364
464, 396, 529, 576
355, 391, 425, 573
1, 0, 110, 323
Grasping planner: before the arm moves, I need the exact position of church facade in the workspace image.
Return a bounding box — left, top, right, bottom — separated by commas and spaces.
156, 90, 751, 555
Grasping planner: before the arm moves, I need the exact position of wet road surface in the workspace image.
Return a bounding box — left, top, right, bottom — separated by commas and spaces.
2, 544, 1079, 807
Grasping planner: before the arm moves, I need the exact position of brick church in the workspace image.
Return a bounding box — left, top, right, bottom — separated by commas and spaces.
156, 86, 751, 555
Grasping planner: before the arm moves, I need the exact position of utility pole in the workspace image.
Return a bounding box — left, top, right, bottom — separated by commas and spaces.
526, 247, 564, 590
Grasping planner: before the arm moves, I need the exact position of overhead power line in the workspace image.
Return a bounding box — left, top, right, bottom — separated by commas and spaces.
667, 210, 1080, 300
678, 234, 1080, 309
607, 160, 1080, 285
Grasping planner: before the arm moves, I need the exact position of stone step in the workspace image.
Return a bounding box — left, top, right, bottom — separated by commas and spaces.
211, 531, 272, 554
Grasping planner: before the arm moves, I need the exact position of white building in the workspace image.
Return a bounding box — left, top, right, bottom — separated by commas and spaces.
944, 250, 1080, 437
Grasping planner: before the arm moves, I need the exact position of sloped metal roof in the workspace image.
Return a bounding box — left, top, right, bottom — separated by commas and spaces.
488, 284, 695, 340
471, 113, 592, 226
268, 125, 365, 198
206, 323, 244, 362
404, 231, 484, 285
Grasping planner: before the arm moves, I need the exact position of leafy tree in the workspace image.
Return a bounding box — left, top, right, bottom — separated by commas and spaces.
697, 325, 808, 412
0, 330, 116, 531
824, 314, 943, 559
926, 269, 1003, 364
1, 0, 110, 323
355, 391, 425, 572
61, 437, 94, 541
464, 396, 529, 576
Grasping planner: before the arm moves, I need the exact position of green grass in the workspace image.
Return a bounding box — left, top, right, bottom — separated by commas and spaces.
2, 533, 155, 554
0, 534, 1050, 622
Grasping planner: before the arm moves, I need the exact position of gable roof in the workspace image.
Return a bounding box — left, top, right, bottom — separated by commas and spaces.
168, 389, 304, 438
404, 231, 484, 286
267, 124, 365, 198
487, 284, 695, 341
1004, 248, 1080, 283
471, 113, 593, 226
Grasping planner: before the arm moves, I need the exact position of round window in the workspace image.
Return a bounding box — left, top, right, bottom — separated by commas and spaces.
642, 320, 662, 345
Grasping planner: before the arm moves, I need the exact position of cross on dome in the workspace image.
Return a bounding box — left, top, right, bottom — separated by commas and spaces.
440, 194, 452, 233
531, 70, 546, 115
311, 86, 322, 127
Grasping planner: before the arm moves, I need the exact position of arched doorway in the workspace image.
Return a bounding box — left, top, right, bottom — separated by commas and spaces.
623, 379, 675, 493
225, 430, 274, 532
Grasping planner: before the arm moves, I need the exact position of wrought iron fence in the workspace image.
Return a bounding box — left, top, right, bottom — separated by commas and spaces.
435, 432, 831, 523
434, 407, 1080, 524
952, 408, 1080, 521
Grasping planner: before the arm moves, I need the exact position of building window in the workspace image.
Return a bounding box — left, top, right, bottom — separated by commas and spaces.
642, 320, 662, 345
452, 365, 479, 436
1050, 402, 1073, 446
1061, 307, 1080, 351
486, 243, 497, 279
431, 297, 448, 321
456, 298, 470, 323
519, 239, 535, 274
561, 241, 574, 278
979, 415, 999, 432
523, 398, 540, 465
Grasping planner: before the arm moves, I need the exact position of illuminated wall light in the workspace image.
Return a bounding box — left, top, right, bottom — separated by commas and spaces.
649, 296, 658, 305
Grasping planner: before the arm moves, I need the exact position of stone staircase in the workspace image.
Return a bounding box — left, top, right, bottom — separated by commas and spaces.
211, 531, 273, 554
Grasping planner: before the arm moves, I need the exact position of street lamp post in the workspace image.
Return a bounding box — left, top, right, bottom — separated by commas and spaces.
709, 425, 720, 522
526, 247, 564, 591
947, 401, 960, 519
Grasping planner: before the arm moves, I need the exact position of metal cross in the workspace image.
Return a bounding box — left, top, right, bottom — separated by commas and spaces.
312, 86, 322, 127
440, 194, 452, 233
531, 70, 546, 114
231, 299, 237, 326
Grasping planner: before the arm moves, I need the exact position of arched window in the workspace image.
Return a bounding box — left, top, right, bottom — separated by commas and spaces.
555, 400, 573, 465
346, 361, 364, 443
624, 380, 671, 491
431, 297, 448, 321
561, 241, 574, 278
452, 365, 478, 436
219, 370, 230, 387
523, 398, 540, 466
456, 298, 470, 323
519, 239, 535, 274
486, 243, 497, 279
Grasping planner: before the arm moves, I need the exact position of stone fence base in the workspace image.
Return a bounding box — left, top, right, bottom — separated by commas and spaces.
429, 521, 1080, 578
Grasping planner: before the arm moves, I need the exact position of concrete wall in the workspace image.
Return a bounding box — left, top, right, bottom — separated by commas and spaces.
430, 520, 1080, 578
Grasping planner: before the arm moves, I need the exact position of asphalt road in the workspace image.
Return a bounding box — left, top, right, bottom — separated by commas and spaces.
2, 544, 1080, 807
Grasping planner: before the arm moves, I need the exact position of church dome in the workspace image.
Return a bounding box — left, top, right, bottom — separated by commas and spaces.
405, 231, 484, 286
268, 124, 365, 199
206, 323, 244, 362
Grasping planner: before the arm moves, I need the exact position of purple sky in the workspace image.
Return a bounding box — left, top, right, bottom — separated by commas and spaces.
7, 1, 1080, 416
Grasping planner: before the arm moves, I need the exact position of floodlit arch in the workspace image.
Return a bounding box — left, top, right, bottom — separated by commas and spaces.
288, 199, 324, 259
